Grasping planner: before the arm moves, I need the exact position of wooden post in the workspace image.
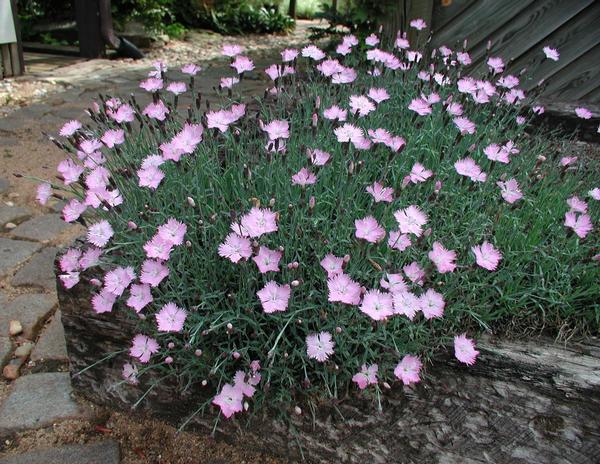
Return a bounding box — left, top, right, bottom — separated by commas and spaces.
74, 0, 104, 58
10, 0, 24, 76
288, 0, 297, 19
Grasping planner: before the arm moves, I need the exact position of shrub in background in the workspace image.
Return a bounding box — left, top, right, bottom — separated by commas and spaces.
36, 26, 598, 426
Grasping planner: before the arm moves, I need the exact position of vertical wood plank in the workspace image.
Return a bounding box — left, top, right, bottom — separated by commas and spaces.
1, 45, 13, 78
542, 45, 600, 101
74, 0, 104, 58
10, 0, 24, 76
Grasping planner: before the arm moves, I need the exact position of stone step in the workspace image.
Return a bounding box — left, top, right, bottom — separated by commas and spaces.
0, 440, 120, 464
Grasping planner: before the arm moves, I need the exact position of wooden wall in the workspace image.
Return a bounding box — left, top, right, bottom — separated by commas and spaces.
0, 0, 25, 79
429, 0, 600, 104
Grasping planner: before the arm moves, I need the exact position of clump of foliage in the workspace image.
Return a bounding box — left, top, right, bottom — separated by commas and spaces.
37, 26, 598, 426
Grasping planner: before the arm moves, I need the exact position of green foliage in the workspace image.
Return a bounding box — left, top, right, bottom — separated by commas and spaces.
163, 22, 187, 39
313, 0, 396, 38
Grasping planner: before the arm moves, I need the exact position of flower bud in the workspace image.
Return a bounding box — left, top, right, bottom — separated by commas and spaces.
383, 382, 391, 389
168, 342, 175, 349
227, 322, 233, 331
127, 221, 138, 230
187, 196, 196, 207
90, 278, 102, 287
294, 406, 302, 415
201, 379, 207, 386
244, 401, 249, 411
165, 356, 173, 364
291, 280, 300, 287
233, 351, 240, 359
269, 197, 276, 207
309, 196, 316, 210
335, 326, 342, 333
194, 349, 203, 357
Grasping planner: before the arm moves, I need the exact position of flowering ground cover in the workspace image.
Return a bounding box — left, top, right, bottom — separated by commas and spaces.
35, 25, 598, 426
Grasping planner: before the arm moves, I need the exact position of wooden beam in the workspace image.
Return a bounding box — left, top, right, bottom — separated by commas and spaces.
74, 0, 104, 58
10, 0, 24, 76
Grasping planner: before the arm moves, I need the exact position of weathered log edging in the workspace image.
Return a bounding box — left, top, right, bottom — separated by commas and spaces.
56, 255, 600, 464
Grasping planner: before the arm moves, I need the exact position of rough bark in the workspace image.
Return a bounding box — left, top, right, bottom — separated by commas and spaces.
57, 255, 600, 464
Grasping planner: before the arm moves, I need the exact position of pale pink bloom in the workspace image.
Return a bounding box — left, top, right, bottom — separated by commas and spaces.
386, 136, 406, 152
253, 246, 282, 274
233, 371, 256, 397
454, 157, 487, 182
368, 128, 392, 145
79, 247, 102, 269
456, 51, 471, 65
320, 254, 344, 278
424, 92, 441, 104
218, 233, 252, 263
139, 77, 163, 92
589, 188, 600, 200
429, 242, 457, 273
130, 334, 159, 363
366, 182, 394, 203
349, 95, 376, 117
109, 104, 135, 123
140, 259, 169, 287
364, 33, 379, 46
240, 207, 278, 238
575, 107, 592, 119
337, 44, 351, 57
316, 58, 344, 77
158, 218, 187, 246
393, 291, 420, 319
409, 163, 433, 184
181, 63, 201, 75
101, 129, 125, 148
388, 231, 412, 251
60, 248, 82, 273
533, 105, 545, 115
403, 262, 425, 286
487, 56, 504, 74
342, 34, 358, 47
408, 98, 432, 116
230, 55, 254, 74
85, 166, 110, 190
262, 119, 289, 140
328, 273, 362, 305
173, 123, 203, 154
434, 72, 450, 86
36, 183, 52, 205
367, 87, 389, 104
222, 44, 243, 57
417, 71, 430, 82
143, 100, 169, 121
446, 102, 463, 116
516, 116, 526, 125
59, 120, 82, 137
104, 266, 136, 296
323, 105, 347, 121
92, 289, 117, 314
87, 220, 114, 248
206, 109, 235, 133
472, 241, 503, 271
57, 159, 84, 185
213, 384, 243, 418
504, 88, 526, 105
395, 36, 410, 49
352, 364, 378, 389
306, 332, 335, 362
291, 167, 317, 186
334, 123, 365, 144
497, 179, 523, 204
143, 235, 174, 260
457, 77, 477, 95
394, 205, 428, 237
419, 289, 445, 319
127, 284, 153, 313
122, 363, 139, 385
567, 196, 587, 214
331, 67, 357, 84
360, 289, 394, 321
560, 156, 578, 167
355, 216, 386, 243
543, 46, 559, 61
156, 302, 187, 332
257, 281, 291, 313
220, 76, 240, 89
453, 117, 476, 135
59, 272, 80, 289
137, 166, 164, 190
410, 18, 427, 30
167, 81, 187, 95
281, 48, 299, 62
564, 212, 593, 238
497, 75, 519, 89
380, 273, 408, 294
407, 50, 423, 63
301, 45, 326, 60
394, 355, 422, 385
484, 144, 509, 164
80, 139, 103, 154
148, 61, 167, 77
454, 334, 479, 365
308, 149, 331, 166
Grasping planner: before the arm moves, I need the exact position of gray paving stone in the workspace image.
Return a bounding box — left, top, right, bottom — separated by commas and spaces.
10, 214, 70, 242
30, 311, 68, 363
0, 294, 57, 339
0, 372, 87, 433
0, 238, 42, 277
0, 178, 11, 194
0, 440, 120, 464
0, 336, 12, 367
11, 247, 59, 291
0, 206, 32, 227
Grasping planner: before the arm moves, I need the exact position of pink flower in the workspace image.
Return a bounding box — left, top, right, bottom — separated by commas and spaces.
80, 247, 102, 269
453, 117, 476, 135
143, 235, 174, 260
419, 289, 445, 319
366, 182, 394, 203
332, 67, 358, 84
368, 128, 392, 145
320, 254, 344, 278
317, 58, 344, 77
92, 289, 117, 314
59, 272, 80, 289
365, 33, 379, 47
360, 289, 394, 321
104, 266, 136, 296
487, 56, 504, 74
380, 273, 408, 294
323, 105, 347, 121
560, 156, 578, 167
349, 95, 376, 117
141, 154, 164, 169
394, 355, 422, 385
139, 77, 163, 92
446, 102, 463, 116
213, 384, 243, 418
472, 241, 503, 271
87, 220, 114, 248
334, 123, 365, 144
181, 63, 201, 75
328, 273, 362, 305
395, 36, 410, 49
166, 81, 187, 95
355, 216, 386, 243
130, 334, 159, 363
57, 159, 84, 185
36, 183, 52, 205
158, 218, 187, 246
409, 18, 427, 30
281, 48, 299, 62
143, 100, 169, 121
496, 178, 523, 204
231, 56, 255, 74
575, 107, 592, 119
352, 364, 378, 389
301, 45, 326, 61
454, 334, 479, 365
367, 87, 389, 104
262, 119, 290, 140
291, 168, 317, 186
543, 46, 559, 61
306, 332, 335, 362
126, 284, 153, 313
388, 231, 412, 251
220, 77, 240, 88
60, 248, 82, 273
257, 281, 291, 313
429, 242, 457, 273
222, 44, 243, 57
156, 302, 187, 332
403, 261, 425, 286
218, 233, 252, 263
233, 371, 256, 397
409, 163, 433, 184
564, 212, 593, 238
393, 291, 420, 319
240, 207, 278, 238
140, 259, 170, 287
59, 120, 82, 137
109, 104, 135, 123
533, 105, 545, 115
308, 149, 331, 166
589, 188, 600, 201
122, 363, 139, 385
454, 157, 487, 182
138, 166, 165, 190
101, 129, 125, 148
252, 246, 282, 273
408, 98, 432, 116
484, 143, 509, 164
394, 205, 428, 237
457, 51, 471, 65
62, 199, 86, 222
206, 109, 235, 133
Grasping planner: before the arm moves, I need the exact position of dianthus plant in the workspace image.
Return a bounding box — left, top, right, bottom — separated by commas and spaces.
39, 25, 598, 424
